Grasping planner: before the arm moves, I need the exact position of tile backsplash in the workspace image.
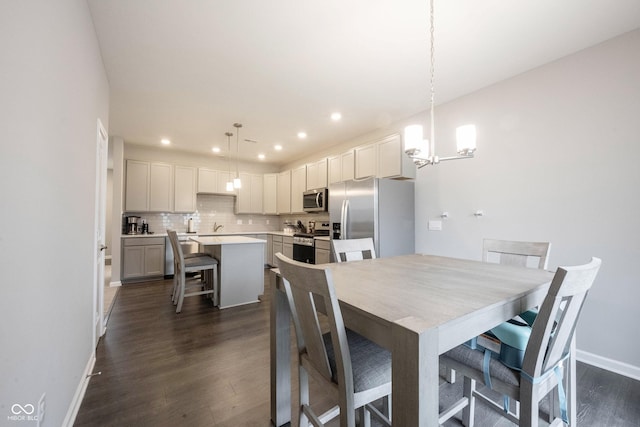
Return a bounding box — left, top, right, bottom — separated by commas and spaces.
123, 194, 329, 235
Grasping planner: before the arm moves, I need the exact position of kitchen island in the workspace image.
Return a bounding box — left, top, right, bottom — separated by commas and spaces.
190, 235, 266, 309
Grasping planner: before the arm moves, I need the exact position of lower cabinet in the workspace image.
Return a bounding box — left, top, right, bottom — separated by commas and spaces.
283, 236, 293, 259
272, 235, 283, 266
315, 239, 331, 264
122, 237, 165, 281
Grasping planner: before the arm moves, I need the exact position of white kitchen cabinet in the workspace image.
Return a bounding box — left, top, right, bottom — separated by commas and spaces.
149, 163, 173, 212
290, 166, 307, 213
197, 168, 237, 195
277, 170, 291, 214
283, 236, 293, 259
328, 150, 355, 184
125, 160, 150, 211
377, 134, 416, 179
236, 172, 263, 214
306, 158, 328, 190
263, 173, 278, 214
266, 234, 274, 266
355, 144, 377, 179
174, 165, 197, 212
125, 160, 172, 212
122, 237, 165, 281
272, 235, 283, 266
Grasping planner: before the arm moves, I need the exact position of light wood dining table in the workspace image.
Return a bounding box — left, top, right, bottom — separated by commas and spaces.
270, 254, 555, 427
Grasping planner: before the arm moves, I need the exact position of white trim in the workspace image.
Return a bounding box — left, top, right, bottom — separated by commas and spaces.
577, 349, 640, 381
62, 352, 96, 427
109, 280, 123, 287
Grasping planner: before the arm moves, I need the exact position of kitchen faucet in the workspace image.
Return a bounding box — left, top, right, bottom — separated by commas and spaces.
213, 222, 224, 232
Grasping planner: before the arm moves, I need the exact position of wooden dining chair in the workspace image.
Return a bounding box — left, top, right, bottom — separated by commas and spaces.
483, 239, 551, 270
439, 257, 601, 427
275, 253, 391, 427
167, 229, 219, 313
331, 238, 376, 263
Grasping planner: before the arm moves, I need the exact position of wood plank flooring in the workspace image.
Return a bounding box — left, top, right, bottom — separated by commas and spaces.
75, 272, 640, 427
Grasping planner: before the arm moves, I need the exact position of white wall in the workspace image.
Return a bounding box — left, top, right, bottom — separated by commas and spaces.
412, 30, 640, 373
0, 0, 110, 424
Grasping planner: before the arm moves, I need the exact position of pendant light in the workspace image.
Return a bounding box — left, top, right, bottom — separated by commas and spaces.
225, 132, 234, 192
233, 123, 242, 189
404, 0, 477, 168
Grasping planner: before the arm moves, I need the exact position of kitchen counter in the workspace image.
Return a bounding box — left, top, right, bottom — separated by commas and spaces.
189, 235, 266, 245
122, 230, 295, 238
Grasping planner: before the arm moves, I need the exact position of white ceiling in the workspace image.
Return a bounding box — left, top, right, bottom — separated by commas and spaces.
88, 0, 640, 166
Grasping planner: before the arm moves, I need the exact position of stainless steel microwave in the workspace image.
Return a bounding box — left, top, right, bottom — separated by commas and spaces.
303, 188, 328, 212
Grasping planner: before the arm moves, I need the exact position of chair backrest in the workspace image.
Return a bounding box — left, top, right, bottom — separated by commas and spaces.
522, 257, 601, 378
332, 238, 377, 263
166, 229, 185, 266
275, 253, 354, 394
483, 239, 551, 270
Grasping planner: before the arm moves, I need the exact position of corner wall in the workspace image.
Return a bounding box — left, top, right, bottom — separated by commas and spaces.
0, 0, 110, 423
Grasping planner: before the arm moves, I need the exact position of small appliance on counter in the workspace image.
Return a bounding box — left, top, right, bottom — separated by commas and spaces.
126, 216, 140, 234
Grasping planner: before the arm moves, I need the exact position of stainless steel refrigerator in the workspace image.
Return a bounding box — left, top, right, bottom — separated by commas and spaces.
329, 177, 414, 258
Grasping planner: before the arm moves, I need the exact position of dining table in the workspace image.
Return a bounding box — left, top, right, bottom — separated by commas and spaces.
270, 253, 555, 427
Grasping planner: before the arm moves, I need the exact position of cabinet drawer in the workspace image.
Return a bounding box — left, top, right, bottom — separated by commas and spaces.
315, 239, 331, 251
123, 237, 165, 246
272, 235, 283, 243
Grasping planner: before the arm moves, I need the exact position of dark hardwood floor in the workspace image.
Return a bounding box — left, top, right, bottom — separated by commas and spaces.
75, 273, 640, 427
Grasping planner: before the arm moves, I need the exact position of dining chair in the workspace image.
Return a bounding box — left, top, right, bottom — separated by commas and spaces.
439, 257, 601, 427
483, 239, 551, 269
167, 229, 219, 313
275, 253, 391, 427
331, 238, 376, 263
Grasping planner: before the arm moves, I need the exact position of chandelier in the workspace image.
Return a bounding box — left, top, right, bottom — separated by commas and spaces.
404, 0, 477, 168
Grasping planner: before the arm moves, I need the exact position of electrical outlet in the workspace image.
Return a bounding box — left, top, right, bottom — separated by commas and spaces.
37, 393, 45, 427
266, 220, 270, 225
236, 219, 243, 225
248, 219, 252, 225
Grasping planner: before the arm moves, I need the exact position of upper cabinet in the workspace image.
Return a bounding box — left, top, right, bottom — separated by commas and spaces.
290, 165, 307, 213
377, 134, 415, 179
306, 158, 328, 190
236, 172, 263, 214
263, 173, 278, 215
125, 160, 173, 212
277, 170, 291, 214
355, 144, 377, 179
197, 167, 236, 195
174, 165, 197, 212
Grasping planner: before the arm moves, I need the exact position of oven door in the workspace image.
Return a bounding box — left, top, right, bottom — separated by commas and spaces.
293, 243, 315, 264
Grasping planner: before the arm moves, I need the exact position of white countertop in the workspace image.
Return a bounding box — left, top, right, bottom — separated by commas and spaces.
190, 235, 267, 245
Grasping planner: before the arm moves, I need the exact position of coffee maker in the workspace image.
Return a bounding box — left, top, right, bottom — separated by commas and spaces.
126, 216, 140, 234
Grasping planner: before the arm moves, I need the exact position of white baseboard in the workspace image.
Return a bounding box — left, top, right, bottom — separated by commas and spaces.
577, 350, 640, 381
109, 280, 122, 287
62, 352, 96, 427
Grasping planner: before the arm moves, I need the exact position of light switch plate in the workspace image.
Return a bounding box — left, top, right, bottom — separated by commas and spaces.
428, 220, 442, 231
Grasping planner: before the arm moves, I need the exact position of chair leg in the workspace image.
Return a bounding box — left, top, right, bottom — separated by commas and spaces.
462, 376, 476, 427
176, 271, 186, 313
519, 381, 540, 427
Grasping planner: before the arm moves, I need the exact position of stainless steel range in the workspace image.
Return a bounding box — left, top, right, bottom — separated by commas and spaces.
292, 222, 330, 264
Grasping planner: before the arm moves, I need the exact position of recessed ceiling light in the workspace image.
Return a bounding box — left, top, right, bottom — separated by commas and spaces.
212, 147, 221, 153
297, 132, 307, 139
258, 154, 265, 160
331, 112, 342, 121
274, 145, 283, 151
161, 138, 171, 145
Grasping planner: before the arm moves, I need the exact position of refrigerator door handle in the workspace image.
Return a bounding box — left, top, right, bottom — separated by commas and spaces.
340, 200, 346, 240
343, 199, 350, 240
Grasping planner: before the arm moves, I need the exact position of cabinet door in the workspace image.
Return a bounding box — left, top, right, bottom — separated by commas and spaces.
122, 246, 145, 279
377, 134, 415, 179
217, 171, 236, 194
250, 174, 263, 213
283, 237, 293, 259
272, 240, 283, 266
174, 166, 196, 212
328, 155, 342, 184
341, 150, 355, 181
236, 172, 252, 213
290, 166, 306, 213
315, 248, 330, 265
355, 144, 377, 179
277, 171, 291, 214
263, 174, 278, 214
197, 168, 218, 193
306, 162, 318, 190
125, 160, 149, 211
144, 245, 165, 276
149, 163, 173, 211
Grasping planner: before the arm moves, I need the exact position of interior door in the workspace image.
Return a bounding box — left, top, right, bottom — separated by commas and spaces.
94, 119, 108, 347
